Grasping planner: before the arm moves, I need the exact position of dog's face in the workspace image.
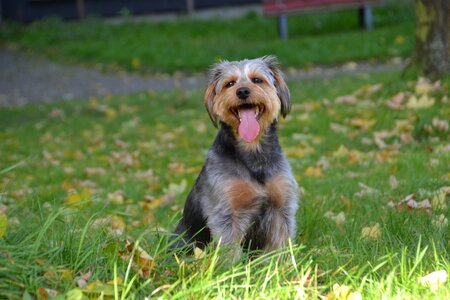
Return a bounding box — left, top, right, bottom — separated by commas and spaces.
204, 56, 291, 144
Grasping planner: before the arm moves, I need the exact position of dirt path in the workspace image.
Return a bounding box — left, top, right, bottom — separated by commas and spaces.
0, 48, 405, 107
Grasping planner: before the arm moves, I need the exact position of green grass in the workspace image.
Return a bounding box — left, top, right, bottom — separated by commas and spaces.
0, 70, 449, 299
0, 1, 415, 73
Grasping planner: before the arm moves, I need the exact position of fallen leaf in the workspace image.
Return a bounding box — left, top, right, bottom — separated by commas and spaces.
65, 187, 92, 206
194, 247, 205, 259
389, 175, 398, 189
0, 213, 7, 238
395, 35, 405, 45
84, 280, 116, 296
395, 194, 432, 213
354, 183, 380, 198
330, 123, 349, 134
83, 167, 106, 177
66, 288, 83, 300
107, 190, 125, 205
432, 118, 449, 132
329, 283, 362, 300
333, 145, 350, 158
76, 271, 91, 288
119, 240, 155, 279
161, 180, 187, 204
385, 92, 406, 109
431, 214, 448, 229
349, 117, 376, 131
415, 77, 434, 95
418, 270, 447, 292
361, 223, 381, 241
304, 166, 323, 177
431, 191, 447, 210
406, 94, 435, 109
131, 57, 141, 69
335, 95, 357, 104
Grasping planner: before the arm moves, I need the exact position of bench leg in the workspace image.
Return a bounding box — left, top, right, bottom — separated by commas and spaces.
358, 5, 373, 31
278, 14, 288, 40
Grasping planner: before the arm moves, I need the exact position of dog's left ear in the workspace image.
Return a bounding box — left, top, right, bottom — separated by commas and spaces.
262, 56, 291, 118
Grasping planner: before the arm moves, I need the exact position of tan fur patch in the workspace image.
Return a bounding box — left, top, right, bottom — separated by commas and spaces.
265, 176, 292, 208
225, 179, 265, 211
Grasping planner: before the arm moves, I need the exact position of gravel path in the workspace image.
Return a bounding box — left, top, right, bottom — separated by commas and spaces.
0, 48, 405, 107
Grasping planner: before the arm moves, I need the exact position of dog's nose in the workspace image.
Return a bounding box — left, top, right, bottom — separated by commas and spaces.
236, 87, 251, 100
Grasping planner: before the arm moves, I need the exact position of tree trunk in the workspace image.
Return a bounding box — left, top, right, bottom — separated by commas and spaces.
415, 0, 450, 78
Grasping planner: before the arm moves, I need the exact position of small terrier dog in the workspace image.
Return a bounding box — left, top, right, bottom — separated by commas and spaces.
172, 56, 299, 255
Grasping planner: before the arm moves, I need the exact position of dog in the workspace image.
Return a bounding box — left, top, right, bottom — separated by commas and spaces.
172, 56, 299, 257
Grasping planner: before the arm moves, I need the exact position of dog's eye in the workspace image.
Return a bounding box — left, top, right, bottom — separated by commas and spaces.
252, 78, 263, 84
225, 81, 236, 88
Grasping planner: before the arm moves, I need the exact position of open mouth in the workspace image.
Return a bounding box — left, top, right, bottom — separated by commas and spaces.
230, 104, 265, 143
230, 104, 265, 121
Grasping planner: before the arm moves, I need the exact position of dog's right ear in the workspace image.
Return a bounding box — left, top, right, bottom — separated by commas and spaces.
204, 81, 218, 127
204, 63, 225, 128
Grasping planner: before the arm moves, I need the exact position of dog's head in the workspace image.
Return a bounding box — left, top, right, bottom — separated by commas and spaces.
204, 56, 291, 144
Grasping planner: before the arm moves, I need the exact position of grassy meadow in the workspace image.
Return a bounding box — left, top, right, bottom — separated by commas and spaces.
0, 1, 415, 73
0, 71, 449, 299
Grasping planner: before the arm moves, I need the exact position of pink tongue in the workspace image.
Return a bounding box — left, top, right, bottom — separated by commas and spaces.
238, 107, 260, 142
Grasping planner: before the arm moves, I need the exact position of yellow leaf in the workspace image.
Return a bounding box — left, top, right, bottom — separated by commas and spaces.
131, 58, 141, 69
66, 288, 83, 300
0, 213, 7, 238
330, 284, 362, 300
84, 280, 115, 295
65, 188, 92, 206
394, 35, 405, 45
333, 145, 350, 158
107, 190, 125, 205
415, 77, 434, 95
418, 270, 447, 292
406, 94, 435, 109
304, 166, 323, 177
349, 117, 376, 131
432, 191, 447, 210
107, 276, 123, 285
194, 247, 205, 259
361, 223, 381, 241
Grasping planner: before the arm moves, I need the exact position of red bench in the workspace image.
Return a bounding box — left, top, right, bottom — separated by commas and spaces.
263, 0, 383, 39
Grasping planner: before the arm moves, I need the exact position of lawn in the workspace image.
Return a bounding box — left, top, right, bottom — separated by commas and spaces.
0, 70, 449, 299
0, 1, 415, 73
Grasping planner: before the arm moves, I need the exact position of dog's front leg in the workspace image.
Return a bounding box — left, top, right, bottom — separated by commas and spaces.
207, 178, 265, 262
263, 175, 299, 251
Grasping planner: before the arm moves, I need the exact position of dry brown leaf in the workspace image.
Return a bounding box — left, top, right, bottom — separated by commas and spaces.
119, 240, 155, 279
385, 92, 406, 109
396, 194, 431, 213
